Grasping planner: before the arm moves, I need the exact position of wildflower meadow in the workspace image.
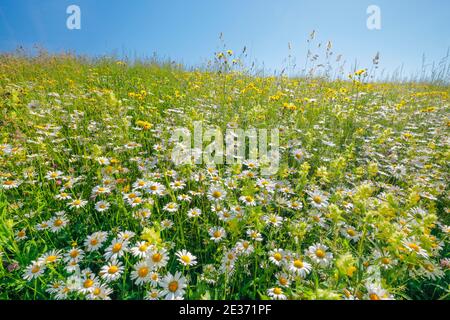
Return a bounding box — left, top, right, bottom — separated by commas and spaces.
0, 46, 449, 301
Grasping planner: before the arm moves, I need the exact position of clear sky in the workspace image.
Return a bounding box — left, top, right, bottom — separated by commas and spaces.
0, 0, 449, 78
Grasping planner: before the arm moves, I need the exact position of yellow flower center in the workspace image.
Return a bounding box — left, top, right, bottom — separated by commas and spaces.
138, 267, 149, 277
181, 255, 191, 263
152, 253, 162, 262
369, 293, 380, 300
93, 288, 101, 295
293, 259, 304, 268
31, 265, 40, 273
112, 243, 122, 253
90, 238, 98, 246
273, 253, 282, 261
168, 281, 179, 292
212, 191, 222, 198
381, 257, 390, 265
408, 243, 420, 252
139, 244, 148, 252
347, 229, 356, 237
273, 287, 282, 295
315, 249, 326, 258
108, 266, 119, 274
279, 277, 288, 286
70, 250, 79, 258
213, 231, 222, 238
84, 279, 94, 288
46, 255, 57, 263
54, 219, 63, 227
313, 195, 322, 204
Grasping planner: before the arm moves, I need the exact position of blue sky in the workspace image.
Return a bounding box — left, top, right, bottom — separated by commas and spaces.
0, 0, 449, 77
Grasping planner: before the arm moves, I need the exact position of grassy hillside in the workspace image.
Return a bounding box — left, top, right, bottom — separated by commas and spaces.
0, 53, 449, 300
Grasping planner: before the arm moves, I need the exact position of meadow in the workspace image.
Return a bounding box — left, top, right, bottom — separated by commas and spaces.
0, 50, 449, 300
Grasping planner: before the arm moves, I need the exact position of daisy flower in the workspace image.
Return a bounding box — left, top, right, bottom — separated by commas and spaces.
366, 283, 394, 300
209, 226, 227, 243
130, 241, 152, 259
95, 200, 110, 212
176, 249, 198, 267
207, 186, 227, 202
79, 274, 100, 294
92, 185, 111, 195
84, 231, 108, 252
145, 288, 162, 300
146, 181, 166, 196
235, 240, 254, 255
55, 191, 72, 200
341, 225, 361, 242
159, 271, 188, 300
268, 249, 285, 266
49, 214, 69, 232
267, 287, 287, 300
275, 272, 291, 287
15, 229, 27, 241
402, 239, 428, 258
97, 157, 110, 166
147, 248, 169, 269
149, 271, 161, 286
288, 199, 303, 211
133, 208, 152, 221
45, 170, 63, 181
1, 179, 21, 190
307, 190, 329, 209
247, 229, 263, 242
292, 148, 307, 161
239, 195, 257, 206
262, 213, 284, 227
289, 257, 312, 277
64, 247, 84, 263
87, 284, 113, 300
163, 202, 179, 213
36, 221, 50, 231
161, 219, 174, 230
170, 180, 186, 190
104, 238, 128, 260
177, 194, 192, 202
68, 198, 88, 209
39, 250, 62, 265
131, 261, 152, 285
306, 243, 333, 267
187, 207, 202, 218
100, 259, 124, 282
23, 260, 46, 281
133, 179, 149, 190
118, 230, 135, 241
